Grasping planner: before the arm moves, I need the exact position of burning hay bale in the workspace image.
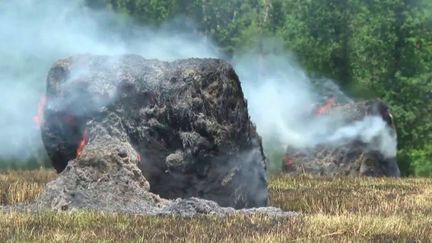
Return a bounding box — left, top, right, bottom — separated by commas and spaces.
37, 54, 270, 213
282, 100, 401, 177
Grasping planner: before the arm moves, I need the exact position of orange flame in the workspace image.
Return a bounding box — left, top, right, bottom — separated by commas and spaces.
33, 96, 47, 128
283, 155, 293, 165
282, 154, 295, 171
76, 129, 88, 157
315, 97, 337, 116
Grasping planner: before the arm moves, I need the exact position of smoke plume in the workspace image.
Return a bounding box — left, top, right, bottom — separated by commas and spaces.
0, 0, 396, 168
0, 0, 218, 163
234, 47, 397, 160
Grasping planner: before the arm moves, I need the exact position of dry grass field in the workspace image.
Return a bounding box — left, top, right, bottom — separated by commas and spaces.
1, 169, 431, 242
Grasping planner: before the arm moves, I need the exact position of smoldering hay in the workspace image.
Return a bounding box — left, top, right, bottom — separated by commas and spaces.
282, 100, 400, 177
8, 54, 300, 217
0, 0, 400, 215
29, 55, 398, 217
234, 51, 400, 177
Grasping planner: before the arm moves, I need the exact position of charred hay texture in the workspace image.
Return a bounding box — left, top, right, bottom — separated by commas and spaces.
40, 55, 268, 212
282, 100, 400, 177
33, 117, 286, 216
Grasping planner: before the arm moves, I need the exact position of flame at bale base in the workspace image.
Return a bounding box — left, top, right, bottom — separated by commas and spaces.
315, 96, 337, 116
76, 129, 87, 157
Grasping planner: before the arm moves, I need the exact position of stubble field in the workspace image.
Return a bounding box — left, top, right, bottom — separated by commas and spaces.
1, 169, 431, 242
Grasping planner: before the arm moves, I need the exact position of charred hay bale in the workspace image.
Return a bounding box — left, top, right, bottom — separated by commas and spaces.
41, 55, 268, 208
282, 100, 400, 177
34, 115, 288, 216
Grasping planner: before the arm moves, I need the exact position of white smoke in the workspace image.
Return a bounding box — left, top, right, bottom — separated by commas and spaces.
325, 116, 397, 158
0, 0, 219, 162
234, 47, 397, 159
0, 0, 396, 167
234, 51, 319, 147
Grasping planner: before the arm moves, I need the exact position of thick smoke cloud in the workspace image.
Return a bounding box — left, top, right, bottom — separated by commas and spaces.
235, 49, 320, 148
0, 0, 396, 166
0, 0, 219, 162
